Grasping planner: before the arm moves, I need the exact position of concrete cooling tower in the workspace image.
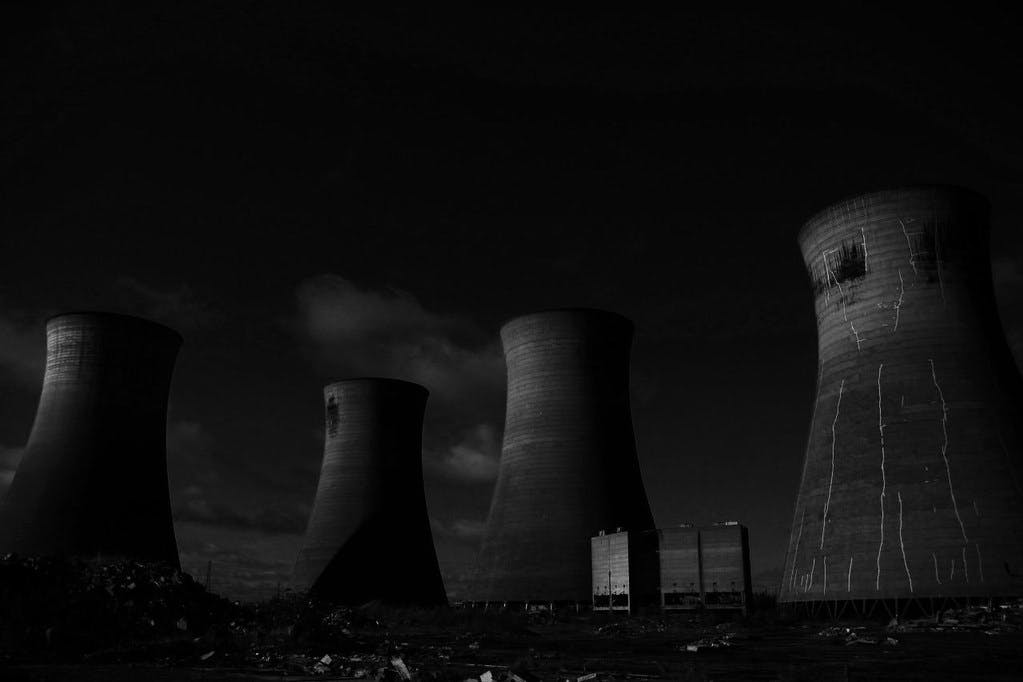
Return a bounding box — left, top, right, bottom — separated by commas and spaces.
292, 378, 446, 605
0, 312, 181, 566
473, 309, 655, 603
781, 186, 1023, 611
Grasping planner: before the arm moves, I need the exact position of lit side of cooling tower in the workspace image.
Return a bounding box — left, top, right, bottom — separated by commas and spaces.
0, 312, 181, 566
781, 186, 1023, 605
473, 309, 655, 602
292, 379, 446, 605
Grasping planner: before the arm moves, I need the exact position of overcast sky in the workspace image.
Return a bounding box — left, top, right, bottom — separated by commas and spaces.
2, 5, 1022, 600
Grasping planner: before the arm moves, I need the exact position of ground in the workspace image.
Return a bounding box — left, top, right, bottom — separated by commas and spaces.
4, 609, 1023, 681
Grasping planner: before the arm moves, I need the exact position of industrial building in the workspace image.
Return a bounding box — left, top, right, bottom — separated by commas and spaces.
473, 309, 655, 603
292, 378, 447, 606
658, 526, 702, 609
591, 528, 659, 613
0, 312, 181, 566
593, 523, 751, 614
697, 523, 753, 611
782, 186, 1023, 614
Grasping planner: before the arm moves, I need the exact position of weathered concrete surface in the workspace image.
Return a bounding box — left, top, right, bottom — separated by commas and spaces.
292, 378, 446, 606
473, 309, 654, 602
0, 312, 181, 566
782, 186, 1023, 603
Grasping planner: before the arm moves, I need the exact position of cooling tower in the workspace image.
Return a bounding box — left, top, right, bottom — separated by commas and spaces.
292, 378, 446, 605
0, 312, 181, 566
473, 309, 655, 602
781, 186, 1023, 608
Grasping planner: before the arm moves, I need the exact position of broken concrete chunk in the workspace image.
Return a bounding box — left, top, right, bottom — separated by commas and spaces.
391, 656, 412, 680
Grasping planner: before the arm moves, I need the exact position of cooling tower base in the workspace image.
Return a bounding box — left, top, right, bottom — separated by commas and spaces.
781, 594, 1022, 621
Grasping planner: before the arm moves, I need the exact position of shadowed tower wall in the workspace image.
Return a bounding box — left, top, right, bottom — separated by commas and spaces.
292, 379, 446, 606
473, 309, 655, 602
781, 186, 1023, 604
0, 312, 181, 566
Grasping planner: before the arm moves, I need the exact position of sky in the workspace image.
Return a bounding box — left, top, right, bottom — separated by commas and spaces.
2, 5, 1022, 600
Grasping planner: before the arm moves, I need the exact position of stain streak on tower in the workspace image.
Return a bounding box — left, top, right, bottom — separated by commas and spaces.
292, 379, 446, 606
474, 309, 655, 602
782, 186, 1023, 604
0, 312, 181, 566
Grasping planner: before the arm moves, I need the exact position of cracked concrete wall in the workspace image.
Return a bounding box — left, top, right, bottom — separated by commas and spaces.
472, 309, 654, 602
292, 378, 446, 605
0, 312, 181, 567
781, 186, 1023, 602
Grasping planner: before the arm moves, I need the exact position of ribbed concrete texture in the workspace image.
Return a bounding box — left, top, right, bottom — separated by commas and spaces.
0, 312, 181, 566
781, 186, 1023, 604
473, 309, 655, 602
292, 379, 446, 606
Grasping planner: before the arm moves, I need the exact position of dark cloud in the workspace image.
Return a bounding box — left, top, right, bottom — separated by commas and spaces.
0, 309, 45, 388
167, 419, 214, 458
166, 419, 220, 490
0, 444, 25, 496
167, 420, 310, 535
165, 417, 311, 600
173, 495, 308, 535
114, 277, 215, 331
431, 516, 486, 542
294, 274, 504, 409
293, 274, 507, 487
427, 423, 500, 483
176, 521, 302, 601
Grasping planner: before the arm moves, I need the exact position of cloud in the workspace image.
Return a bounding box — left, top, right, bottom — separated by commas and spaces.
450, 518, 486, 539
167, 419, 221, 488
0, 444, 25, 496
167, 419, 213, 457
114, 276, 214, 330
0, 311, 45, 387
431, 516, 486, 541
293, 274, 507, 487
293, 274, 504, 409
167, 420, 310, 535
173, 496, 309, 535
429, 423, 500, 482
176, 521, 303, 601
993, 256, 1023, 288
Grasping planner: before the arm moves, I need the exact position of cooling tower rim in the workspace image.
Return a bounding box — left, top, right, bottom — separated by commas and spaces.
499, 307, 633, 336
322, 377, 429, 397
45, 311, 184, 345
797, 184, 989, 247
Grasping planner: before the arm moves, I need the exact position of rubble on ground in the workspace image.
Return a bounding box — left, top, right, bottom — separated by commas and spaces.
815, 624, 898, 646
7, 564, 1023, 679
679, 630, 738, 652
0, 553, 232, 659
593, 617, 669, 638
888, 600, 1023, 634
